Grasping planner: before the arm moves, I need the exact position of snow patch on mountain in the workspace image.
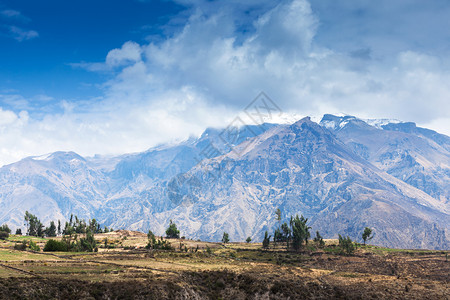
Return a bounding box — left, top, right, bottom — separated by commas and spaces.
364, 118, 402, 129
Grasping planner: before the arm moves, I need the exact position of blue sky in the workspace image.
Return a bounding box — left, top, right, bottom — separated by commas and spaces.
1, 0, 183, 105
0, 0, 450, 165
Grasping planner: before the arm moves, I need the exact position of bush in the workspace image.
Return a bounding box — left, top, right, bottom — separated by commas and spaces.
14, 241, 27, 250
146, 236, 173, 250
75, 231, 97, 252
338, 234, 355, 255
14, 240, 41, 251
0, 231, 9, 240
313, 231, 325, 248
29, 240, 40, 251
43, 239, 69, 252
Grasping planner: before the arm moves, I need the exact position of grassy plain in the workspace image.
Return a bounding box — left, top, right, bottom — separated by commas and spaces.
0, 231, 448, 299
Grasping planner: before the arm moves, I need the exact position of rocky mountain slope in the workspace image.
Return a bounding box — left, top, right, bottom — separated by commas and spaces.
0, 116, 448, 249
320, 114, 450, 203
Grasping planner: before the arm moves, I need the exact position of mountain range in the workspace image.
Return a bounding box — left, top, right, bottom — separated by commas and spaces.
0, 115, 449, 249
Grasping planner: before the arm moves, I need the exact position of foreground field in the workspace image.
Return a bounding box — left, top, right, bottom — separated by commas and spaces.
0, 232, 449, 299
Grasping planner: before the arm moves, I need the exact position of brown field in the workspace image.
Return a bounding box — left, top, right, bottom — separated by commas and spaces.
0, 231, 449, 299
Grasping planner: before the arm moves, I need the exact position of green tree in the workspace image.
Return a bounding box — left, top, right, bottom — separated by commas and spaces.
281, 222, 291, 246
89, 219, 102, 234
338, 234, 355, 255
63, 221, 75, 235
165, 220, 180, 238
275, 208, 281, 222
76, 230, 97, 252
291, 215, 311, 251
45, 221, 57, 237
362, 227, 373, 245
24, 211, 44, 237
57, 220, 61, 236
147, 230, 155, 240
246, 236, 252, 243
273, 228, 283, 243
262, 231, 271, 249
222, 232, 230, 244
15, 228, 22, 235
0, 224, 11, 233
313, 231, 325, 248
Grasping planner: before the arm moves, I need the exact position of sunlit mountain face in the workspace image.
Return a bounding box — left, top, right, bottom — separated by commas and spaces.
1, 115, 448, 249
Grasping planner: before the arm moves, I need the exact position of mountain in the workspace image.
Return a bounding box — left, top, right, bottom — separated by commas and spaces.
167, 118, 449, 249
0, 116, 448, 249
0, 152, 108, 227
320, 114, 450, 203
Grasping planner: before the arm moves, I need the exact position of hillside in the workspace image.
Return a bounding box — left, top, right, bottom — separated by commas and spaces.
0, 233, 448, 299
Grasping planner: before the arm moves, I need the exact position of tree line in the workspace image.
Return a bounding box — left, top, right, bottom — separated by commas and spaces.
23, 211, 112, 238
0, 210, 374, 255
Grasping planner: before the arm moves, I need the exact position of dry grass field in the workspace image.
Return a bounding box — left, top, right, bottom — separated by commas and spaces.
0, 231, 448, 299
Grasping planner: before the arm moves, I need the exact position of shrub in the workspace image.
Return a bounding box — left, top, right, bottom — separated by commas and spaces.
43, 239, 69, 252
0, 231, 9, 240
338, 234, 355, 255
75, 231, 97, 252
29, 240, 41, 251
313, 231, 325, 248
146, 236, 173, 250
15, 240, 41, 251
246, 237, 252, 243
14, 241, 27, 250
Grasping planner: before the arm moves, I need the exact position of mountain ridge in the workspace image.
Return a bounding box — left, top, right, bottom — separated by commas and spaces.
0, 115, 449, 249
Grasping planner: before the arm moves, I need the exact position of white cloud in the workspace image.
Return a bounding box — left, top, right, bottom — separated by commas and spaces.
106, 41, 143, 67
0, 89, 233, 166
0, 108, 19, 126
100, 0, 449, 129
1, 0, 449, 166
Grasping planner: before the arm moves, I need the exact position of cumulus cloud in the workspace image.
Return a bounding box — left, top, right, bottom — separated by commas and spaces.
97, 0, 450, 128
106, 41, 142, 67
1, 0, 449, 165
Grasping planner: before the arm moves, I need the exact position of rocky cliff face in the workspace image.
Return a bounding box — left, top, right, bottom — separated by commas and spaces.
0, 116, 448, 249
320, 114, 450, 203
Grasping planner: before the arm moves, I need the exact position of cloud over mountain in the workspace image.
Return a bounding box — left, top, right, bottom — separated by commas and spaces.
0, 0, 449, 166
